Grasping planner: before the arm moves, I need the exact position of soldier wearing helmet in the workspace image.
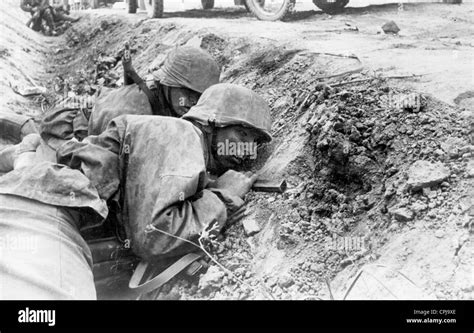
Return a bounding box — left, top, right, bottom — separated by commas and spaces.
40, 45, 221, 149
0, 83, 272, 298
55, 83, 272, 262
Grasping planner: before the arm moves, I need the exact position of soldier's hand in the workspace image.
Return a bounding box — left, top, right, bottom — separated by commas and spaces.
212, 170, 258, 198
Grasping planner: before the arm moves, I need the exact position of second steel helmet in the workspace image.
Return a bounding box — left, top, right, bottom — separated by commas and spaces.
182, 83, 272, 143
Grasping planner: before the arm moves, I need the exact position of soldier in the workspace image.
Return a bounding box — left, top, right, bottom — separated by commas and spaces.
0, 83, 271, 299
40, 46, 221, 148
20, 0, 79, 35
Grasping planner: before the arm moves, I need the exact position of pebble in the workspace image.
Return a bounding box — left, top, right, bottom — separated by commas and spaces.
277, 274, 295, 289
411, 201, 428, 213
382, 20, 400, 34
407, 160, 450, 191
435, 230, 444, 238
427, 211, 437, 219
242, 218, 261, 236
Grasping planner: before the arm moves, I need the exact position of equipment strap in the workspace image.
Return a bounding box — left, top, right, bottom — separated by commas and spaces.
129, 252, 203, 295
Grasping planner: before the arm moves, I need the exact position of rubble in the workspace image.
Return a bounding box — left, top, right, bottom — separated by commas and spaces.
407, 161, 451, 191
198, 266, 225, 293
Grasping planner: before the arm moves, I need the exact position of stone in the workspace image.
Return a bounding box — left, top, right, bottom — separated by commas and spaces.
389, 207, 414, 222
277, 274, 295, 289
411, 201, 427, 213
466, 159, 474, 178
435, 230, 444, 238
407, 160, 450, 191
310, 263, 324, 273
340, 258, 353, 268
242, 218, 261, 236
382, 20, 400, 34
198, 266, 225, 293
434, 149, 445, 157
440, 137, 467, 159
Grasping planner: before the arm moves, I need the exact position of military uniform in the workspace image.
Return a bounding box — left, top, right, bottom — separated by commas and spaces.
40, 46, 221, 147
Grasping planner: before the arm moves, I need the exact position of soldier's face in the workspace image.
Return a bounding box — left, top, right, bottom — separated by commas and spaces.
212, 126, 260, 172
168, 87, 200, 117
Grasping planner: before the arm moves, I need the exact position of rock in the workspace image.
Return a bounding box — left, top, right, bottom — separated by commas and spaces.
389, 207, 414, 222
466, 159, 474, 178
411, 201, 428, 213
310, 263, 324, 273
198, 266, 225, 293
340, 258, 353, 268
277, 274, 295, 289
435, 230, 444, 238
460, 145, 474, 154
242, 218, 261, 236
427, 210, 437, 219
434, 149, 445, 157
382, 20, 400, 34
407, 160, 450, 191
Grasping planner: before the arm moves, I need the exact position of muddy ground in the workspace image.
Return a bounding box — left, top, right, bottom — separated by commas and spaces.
0, 0, 472, 300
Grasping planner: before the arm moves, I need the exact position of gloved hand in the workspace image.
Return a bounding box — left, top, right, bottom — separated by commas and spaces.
122, 42, 133, 73
210, 170, 258, 198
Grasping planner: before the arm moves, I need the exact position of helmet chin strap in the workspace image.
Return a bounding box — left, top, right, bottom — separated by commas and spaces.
207, 122, 227, 176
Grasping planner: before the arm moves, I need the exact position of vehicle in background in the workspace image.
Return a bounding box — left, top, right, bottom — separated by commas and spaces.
125, 0, 350, 21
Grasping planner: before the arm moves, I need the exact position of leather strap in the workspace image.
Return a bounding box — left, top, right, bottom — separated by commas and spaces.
129, 253, 203, 295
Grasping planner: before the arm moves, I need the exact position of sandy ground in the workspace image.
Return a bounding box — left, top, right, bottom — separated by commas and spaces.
0, 0, 472, 300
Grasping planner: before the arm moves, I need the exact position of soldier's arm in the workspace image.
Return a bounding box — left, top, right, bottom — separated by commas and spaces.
134, 155, 244, 261
56, 119, 123, 200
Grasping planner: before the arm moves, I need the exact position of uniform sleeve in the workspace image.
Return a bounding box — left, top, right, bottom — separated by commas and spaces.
137, 173, 245, 261
56, 118, 124, 201
40, 107, 79, 143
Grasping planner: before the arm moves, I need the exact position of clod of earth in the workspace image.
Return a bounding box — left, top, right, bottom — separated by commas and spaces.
466, 160, 474, 178
198, 265, 225, 294
242, 218, 261, 236
407, 160, 451, 191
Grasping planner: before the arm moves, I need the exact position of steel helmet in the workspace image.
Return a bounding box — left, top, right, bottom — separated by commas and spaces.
152, 46, 220, 93
182, 83, 272, 143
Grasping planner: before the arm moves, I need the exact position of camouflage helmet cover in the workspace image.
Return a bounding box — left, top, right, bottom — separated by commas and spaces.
182, 83, 272, 142
152, 46, 220, 93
